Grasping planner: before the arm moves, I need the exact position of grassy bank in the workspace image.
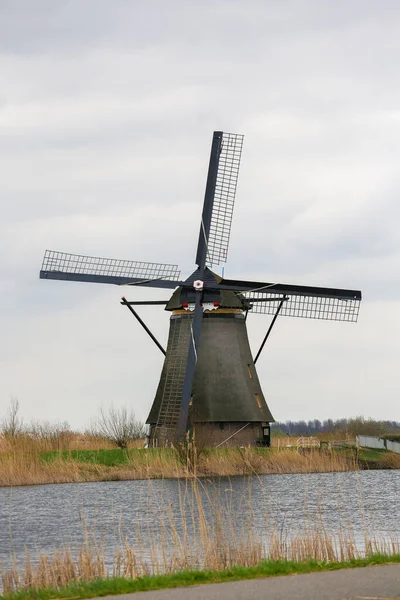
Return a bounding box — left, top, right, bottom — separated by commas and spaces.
0, 446, 359, 487
2, 554, 400, 599
0, 445, 399, 487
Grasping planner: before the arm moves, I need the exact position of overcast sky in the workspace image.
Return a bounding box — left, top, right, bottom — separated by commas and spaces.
1, 0, 400, 429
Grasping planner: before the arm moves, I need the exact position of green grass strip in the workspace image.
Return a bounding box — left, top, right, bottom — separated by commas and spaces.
40, 447, 179, 467
1, 554, 400, 599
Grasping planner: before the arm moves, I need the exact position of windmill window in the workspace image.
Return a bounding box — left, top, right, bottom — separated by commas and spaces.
247, 365, 253, 379
254, 394, 262, 409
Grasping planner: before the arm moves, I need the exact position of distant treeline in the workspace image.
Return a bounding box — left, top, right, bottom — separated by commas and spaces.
271, 417, 400, 437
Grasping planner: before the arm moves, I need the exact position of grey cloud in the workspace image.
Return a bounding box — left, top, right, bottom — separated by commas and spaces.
1, 0, 400, 425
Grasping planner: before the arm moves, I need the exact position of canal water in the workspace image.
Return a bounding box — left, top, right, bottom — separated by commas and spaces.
0, 470, 399, 570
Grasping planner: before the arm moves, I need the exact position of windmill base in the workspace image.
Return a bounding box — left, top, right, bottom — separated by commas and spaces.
148, 421, 271, 448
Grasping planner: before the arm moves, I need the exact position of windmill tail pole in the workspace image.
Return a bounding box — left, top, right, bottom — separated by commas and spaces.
176, 132, 223, 441
254, 297, 287, 364
177, 292, 203, 440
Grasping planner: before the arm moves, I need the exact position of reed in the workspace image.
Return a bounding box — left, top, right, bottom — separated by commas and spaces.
197, 447, 356, 476
378, 451, 400, 469
1, 477, 399, 595
0, 445, 360, 487
0, 433, 143, 454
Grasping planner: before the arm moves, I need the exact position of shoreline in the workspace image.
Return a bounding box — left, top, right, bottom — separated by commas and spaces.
0, 446, 399, 488
1, 555, 400, 599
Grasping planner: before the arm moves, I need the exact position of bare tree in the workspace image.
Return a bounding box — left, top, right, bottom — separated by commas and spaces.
1, 396, 23, 438
91, 405, 146, 449
28, 420, 72, 451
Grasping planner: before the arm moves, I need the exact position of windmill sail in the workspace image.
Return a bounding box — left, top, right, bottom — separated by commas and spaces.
180, 131, 244, 439
216, 278, 361, 323
205, 132, 243, 267
40, 250, 181, 288
243, 291, 360, 322
195, 132, 243, 269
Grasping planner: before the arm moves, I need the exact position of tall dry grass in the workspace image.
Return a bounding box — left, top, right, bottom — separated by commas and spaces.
1, 478, 399, 595
378, 451, 400, 469
0, 433, 143, 454
0, 452, 106, 486
0, 445, 358, 487
198, 447, 356, 476
0, 451, 185, 487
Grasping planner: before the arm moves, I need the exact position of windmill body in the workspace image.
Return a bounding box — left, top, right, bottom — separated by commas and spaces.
40, 131, 362, 447
147, 268, 274, 447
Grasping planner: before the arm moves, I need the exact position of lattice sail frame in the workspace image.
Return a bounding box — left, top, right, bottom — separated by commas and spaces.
206, 132, 244, 267
243, 291, 360, 322
41, 250, 181, 281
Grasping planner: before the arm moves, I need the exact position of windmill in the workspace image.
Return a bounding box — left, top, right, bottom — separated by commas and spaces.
40, 131, 362, 447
